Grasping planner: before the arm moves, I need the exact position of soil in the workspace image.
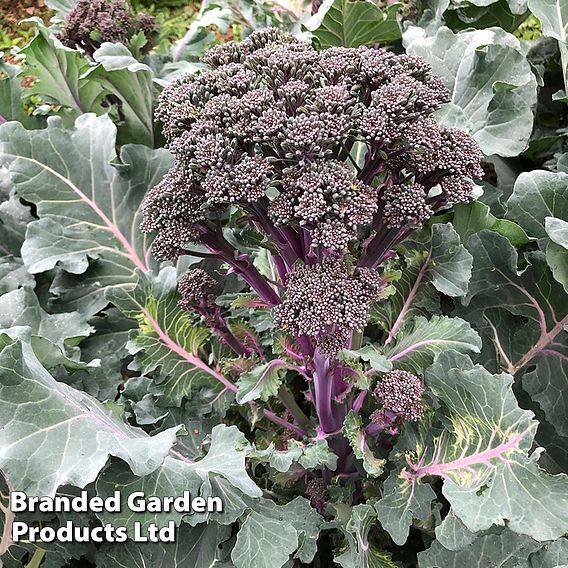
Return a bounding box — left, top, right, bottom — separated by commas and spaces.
0, 0, 53, 48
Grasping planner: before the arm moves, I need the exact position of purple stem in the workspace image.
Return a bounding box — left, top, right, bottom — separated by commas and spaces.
312, 350, 335, 433
353, 390, 368, 413
206, 244, 281, 305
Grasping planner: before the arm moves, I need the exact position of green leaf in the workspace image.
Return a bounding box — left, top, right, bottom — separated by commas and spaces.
452, 201, 532, 246
383, 315, 481, 373
428, 223, 473, 297
375, 420, 437, 545
344, 411, 385, 476
79, 308, 136, 396
108, 267, 229, 407
19, 23, 156, 145
0, 286, 92, 347
0, 340, 179, 496
44, 0, 75, 18
304, 0, 402, 49
96, 424, 262, 531
463, 231, 568, 374
506, 171, 568, 240
335, 504, 401, 568
18, 22, 98, 122
0, 192, 34, 257
527, 0, 568, 91
0, 56, 44, 128
96, 522, 232, 568
546, 216, 568, 247
434, 511, 475, 551
523, 357, 568, 436
546, 242, 568, 293
252, 439, 337, 472
529, 538, 568, 568
418, 528, 541, 568
507, 172, 568, 292
236, 360, 288, 404
0, 256, 34, 294
373, 223, 470, 344
342, 346, 392, 373
231, 497, 322, 568
391, 351, 568, 541
507, 170, 568, 292
0, 114, 172, 315
405, 26, 537, 157
86, 43, 156, 146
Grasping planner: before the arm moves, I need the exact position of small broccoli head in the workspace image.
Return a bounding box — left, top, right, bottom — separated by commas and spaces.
273, 259, 385, 355
373, 370, 424, 422
57, 0, 157, 56
305, 477, 329, 512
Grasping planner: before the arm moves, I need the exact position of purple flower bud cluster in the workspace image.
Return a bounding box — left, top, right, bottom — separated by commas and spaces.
57, 0, 157, 56
273, 259, 384, 354
177, 268, 219, 316
269, 161, 377, 251
305, 477, 329, 512
372, 370, 424, 423
140, 166, 205, 261
143, 28, 483, 266
382, 183, 433, 229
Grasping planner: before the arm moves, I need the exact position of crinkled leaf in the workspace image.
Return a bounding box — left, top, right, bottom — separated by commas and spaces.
335, 503, 401, 568
375, 421, 437, 546
0, 341, 179, 496
383, 315, 481, 373
405, 26, 537, 156
0, 256, 34, 294
108, 267, 228, 407
79, 308, 136, 395
96, 424, 261, 531
387, 351, 568, 541
231, 497, 322, 568
304, 0, 402, 49
0, 114, 172, 315
418, 528, 541, 568
344, 411, 385, 476
236, 360, 288, 404
0, 286, 92, 347
252, 439, 337, 473
96, 522, 232, 568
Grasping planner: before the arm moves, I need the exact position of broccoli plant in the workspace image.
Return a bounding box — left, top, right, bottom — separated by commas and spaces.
2, 13, 568, 567
142, 27, 482, 443
57, 0, 158, 56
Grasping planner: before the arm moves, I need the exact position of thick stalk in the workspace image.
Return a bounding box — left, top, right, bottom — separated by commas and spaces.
312, 350, 335, 433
